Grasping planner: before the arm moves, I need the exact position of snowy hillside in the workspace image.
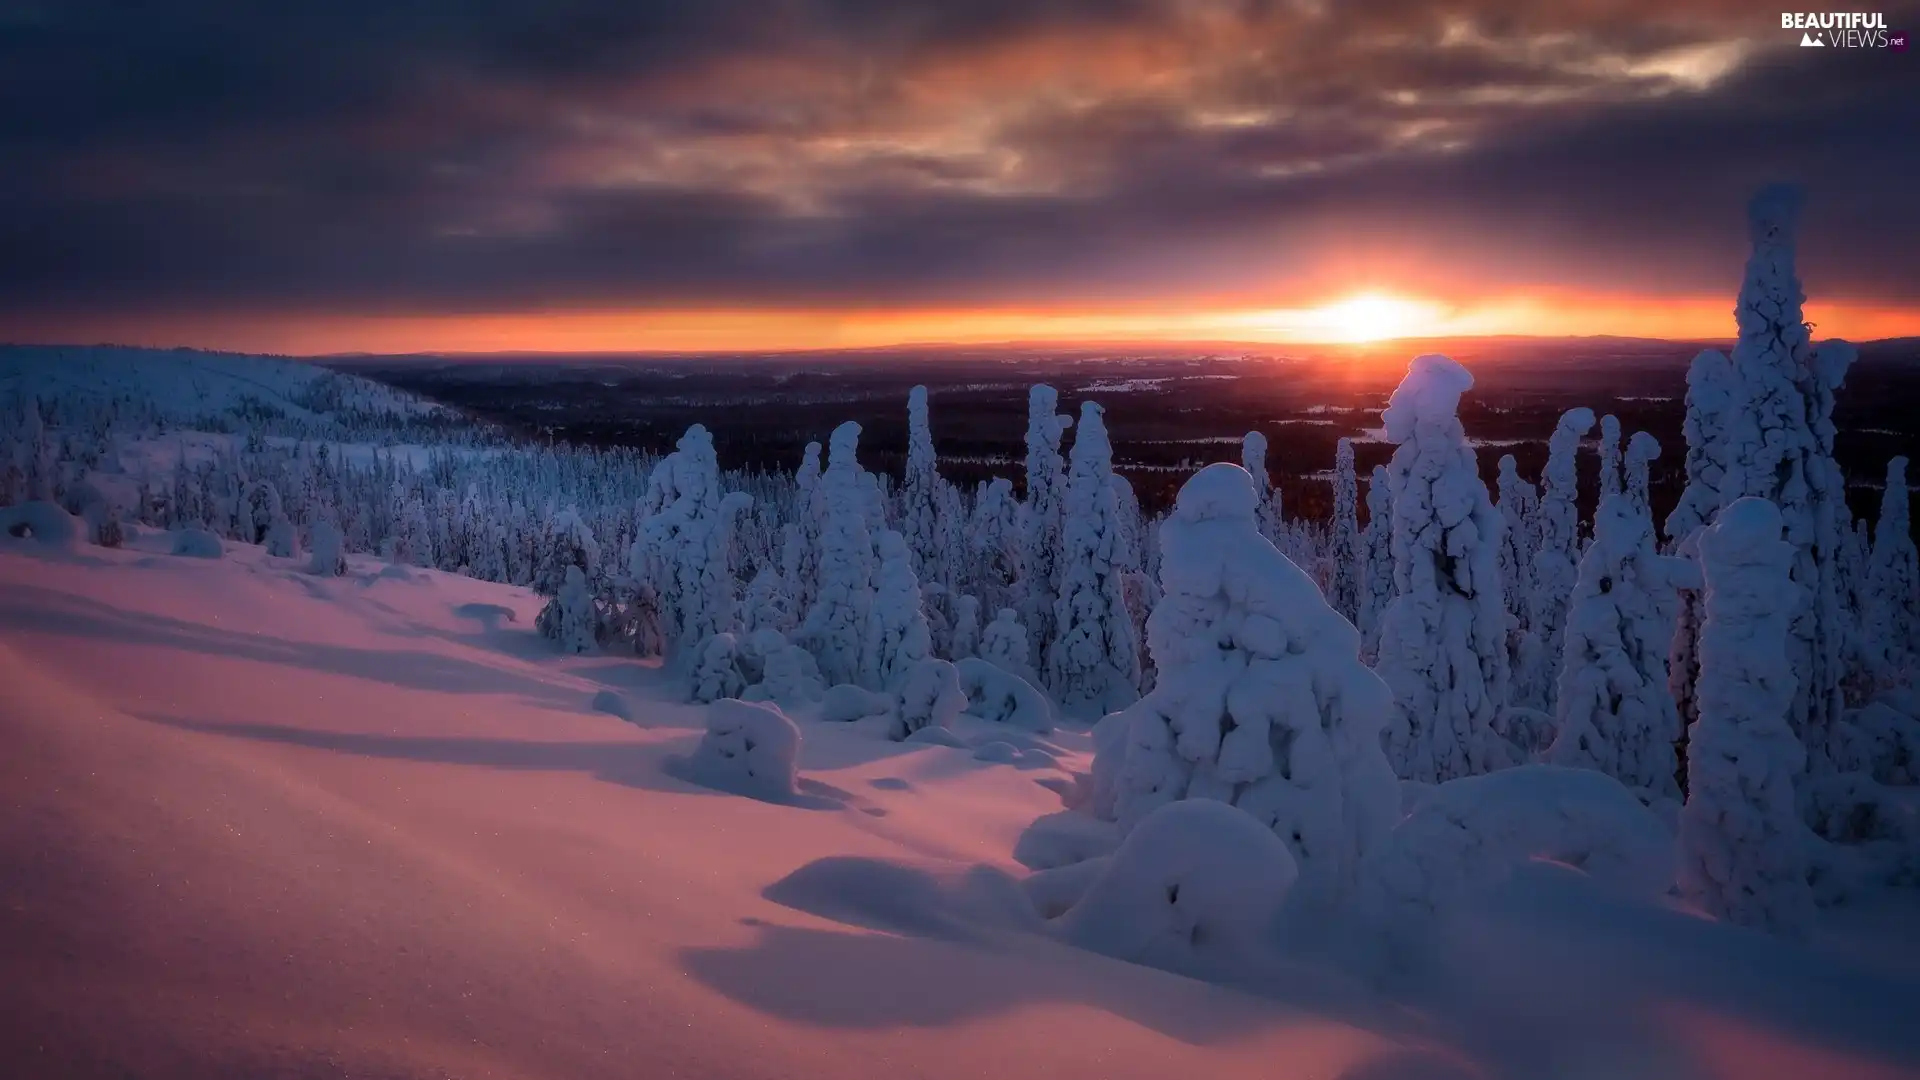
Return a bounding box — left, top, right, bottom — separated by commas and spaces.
0, 345, 446, 433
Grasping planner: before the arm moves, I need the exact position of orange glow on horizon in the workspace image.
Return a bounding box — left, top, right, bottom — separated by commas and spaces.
6, 292, 1917, 356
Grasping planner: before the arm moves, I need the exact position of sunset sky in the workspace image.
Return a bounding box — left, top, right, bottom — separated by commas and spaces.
2, 1, 1916, 353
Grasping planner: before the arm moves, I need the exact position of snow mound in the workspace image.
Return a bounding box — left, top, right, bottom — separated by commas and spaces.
955, 657, 1054, 732
1056, 799, 1298, 979
170, 528, 226, 559
1358, 765, 1674, 946
1013, 809, 1122, 870
689, 699, 802, 801
764, 857, 1042, 945
903, 725, 968, 748
891, 656, 965, 740
819, 683, 891, 723
0, 501, 85, 548
591, 689, 634, 722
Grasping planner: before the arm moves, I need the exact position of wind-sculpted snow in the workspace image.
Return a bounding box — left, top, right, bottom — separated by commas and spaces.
691, 699, 803, 801
1095, 463, 1399, 906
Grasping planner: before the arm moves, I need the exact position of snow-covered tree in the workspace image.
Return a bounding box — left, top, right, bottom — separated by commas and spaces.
535, 509, 601, 598
1374, 354, 1513, 783
1718, 187, 1856, 768
949, 594, 982, 659
1241, 430, 1282, 544
1546, 494, 1696, 799
864, 530, 934, 691
1667, 350, 1741, 735
792, 441, 824, 611
969, 477, 1021, 618
1864, 457, 1917, 680
308, 518, 348, 577
1679, 497, 1815, 937
1531, 407, 1597, 711
742, 562, 796, 637
1020, 386, 1071, 668
1357, 464, 1394, 662
1496, 454, 1547, 710
1330, 437, 1361, 624
1624, 431, 1659, 517
901, 385, 943, 583
1092, 463, 1399, 906
1046, 402, 1142, 718
1597, 413, 1623, 507
539, 564, 600, 655
979, 607, 1035, 684
801, 422, 878, 687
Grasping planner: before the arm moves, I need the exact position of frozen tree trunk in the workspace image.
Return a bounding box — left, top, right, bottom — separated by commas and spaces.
1679, 498, 1815, 938
1046, 402, 1142, 718
1357, 465, 1395, 663
1374, 355, 1514, 783
1020, 386, 1071, 671
1093, 464, 1399, 907
1531, 407, 1597, 713
1330, 438, 1361, 624
1717, 187, 1856, 771
1546, 495, 1695, 800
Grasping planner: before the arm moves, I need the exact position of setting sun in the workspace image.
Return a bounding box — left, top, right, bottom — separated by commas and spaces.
1301, 292, 1447, 343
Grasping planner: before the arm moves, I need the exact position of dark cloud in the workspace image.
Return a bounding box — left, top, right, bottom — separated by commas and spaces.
1, 0, 1916, 324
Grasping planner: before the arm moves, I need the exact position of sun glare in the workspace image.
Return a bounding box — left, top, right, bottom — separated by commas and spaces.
1305, 292, 1444, 343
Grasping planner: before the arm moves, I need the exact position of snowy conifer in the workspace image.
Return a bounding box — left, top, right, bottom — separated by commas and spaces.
1547, 495, 1695, 799
1496, 454, 1548, 710
1679, 497, 1814, 937
1241, 431, 1283, 544
864, 530, 934, 691
1374, 355, 1513, 783
1020, 386, 1071, 668
969, 477, 1021, 618
742, 563, 797, 637
1865, 457, 1917, 680
1330, 437, 1361, 624
1597, 413, 1623, 506
308, 518, 348, 577
979, 607, 1036, 684
1624, 431, 1659, 517
901, 386, 943, 582
801, 422, 878, 687
949, 594, 982, 660
1718, 187, 1856, 766
1093, 464, 1399, 905
1046, 402, 1142, 718
539, 565, 599, 655
1357, 464, 1394, 661
792, 441, 824, 611
1667, 350, 1740, 735
1531, 407, 1596, 711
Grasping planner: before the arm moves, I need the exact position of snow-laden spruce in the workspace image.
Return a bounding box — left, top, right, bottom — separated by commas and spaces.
791, 441, 824, 612
949, 594, 982, 659
1357, 464, 1395, 662
1667, 350, 1741, 736
1597, 413, 1623, 506
541, 565, 599, 655
800, 423, 878, 688
968, 477, 1020, 619
1718, 187, 1856, 769
1531, 407, 1596, 711
633, 427, 749, 664
1329, 437, 1361, 624
1045, 402, 1141, 718
901, 386, 944, 585
892, 656, 966, 740
1624, 431, 1659, 517
863, 530, 934, 691
1241, 430, 1283, 545
978, 606, 1036, 685
1546, 494, 1697, 799
1679, 497, 1816, 937
1092, 463, 1400, 906
308, 518, 348, 577
1374, 355, 1514, 783
1020, 386, 1071, 669
1864, 457, 1917, 682
1495, 454, 1546, 709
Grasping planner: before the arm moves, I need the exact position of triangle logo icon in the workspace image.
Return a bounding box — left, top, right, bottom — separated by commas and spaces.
1801, 31, 1825, 45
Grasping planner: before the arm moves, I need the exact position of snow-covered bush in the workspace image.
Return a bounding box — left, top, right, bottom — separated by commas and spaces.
819, 683, 892, 723
538, 564, 599, 655
1679, 497, 1815, 937
1546, 495, 1696, 799
1357, 765, 1674, 946
689, 699, 802, 801
0, 501, 85, 548
892, 657, 966, 740
308, 519, 348, 576
1094, 463, 1399, 905
689, 632, 747, 703
171, 527, 225, 559
955, 657, 1054, 732
1046, 402, 1141, 718
1056, 799, 1298, 979
1374, 355, 1513, 782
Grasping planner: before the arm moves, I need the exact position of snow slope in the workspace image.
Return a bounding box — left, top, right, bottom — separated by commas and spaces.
3, 535, 1919, 1080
